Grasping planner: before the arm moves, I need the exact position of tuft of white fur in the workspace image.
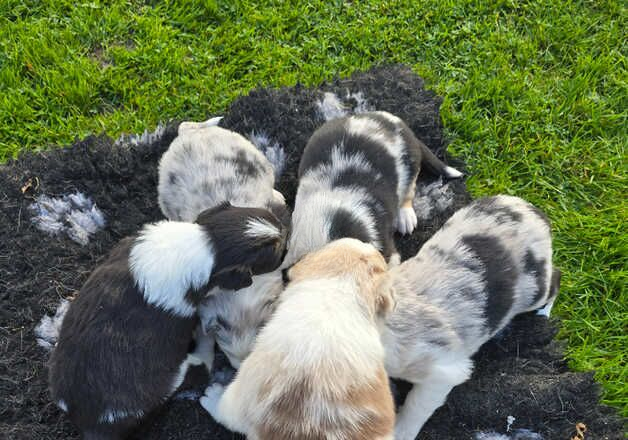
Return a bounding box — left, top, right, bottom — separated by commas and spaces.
114, 123, 167, 147
245, 217, 281, 240
316, 92, 348, 121
29, 193, 105, 246
443, 165, 463, 178
57, 399, 68, 412
35, 299, 70, 350
507, 415, 516, 432
98, 408, 145, 424
129, 221, 214, 317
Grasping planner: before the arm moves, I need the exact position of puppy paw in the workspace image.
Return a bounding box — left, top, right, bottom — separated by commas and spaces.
200, 383, 225, 417
395, 206, 418, 235
272, 189, 286, 205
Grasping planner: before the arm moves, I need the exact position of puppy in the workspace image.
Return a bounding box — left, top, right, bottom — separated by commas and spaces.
48, 203, 287, 440
285, 111, 462, 266
382, 195, 561, 439
200, 238, 396, 440
158, 123, 289, 226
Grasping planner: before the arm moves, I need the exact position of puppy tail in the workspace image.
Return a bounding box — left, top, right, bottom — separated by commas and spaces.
418, 141, 463, 179
536, 267, 561, 317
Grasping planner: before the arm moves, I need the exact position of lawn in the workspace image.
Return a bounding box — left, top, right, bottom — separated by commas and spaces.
1, 0, 625, 415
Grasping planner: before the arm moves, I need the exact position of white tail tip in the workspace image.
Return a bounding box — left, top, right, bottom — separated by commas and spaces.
178, 116, 224, 134
444, 166, 463, 179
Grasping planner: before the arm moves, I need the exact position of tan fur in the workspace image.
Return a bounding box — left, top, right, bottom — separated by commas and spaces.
402, 179, 417, 207
201, 238, 395, 440
287, 240, 394, 318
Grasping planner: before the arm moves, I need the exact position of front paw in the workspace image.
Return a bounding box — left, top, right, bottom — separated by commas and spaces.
200, 383, 225, 418
396, 206, 418, 235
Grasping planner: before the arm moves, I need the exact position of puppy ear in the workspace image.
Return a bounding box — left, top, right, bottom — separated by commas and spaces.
212, 267, 253, 291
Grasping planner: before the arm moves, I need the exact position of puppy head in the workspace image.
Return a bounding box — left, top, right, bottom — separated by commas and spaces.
196, 203, 288, 291
284, 238, 394, 317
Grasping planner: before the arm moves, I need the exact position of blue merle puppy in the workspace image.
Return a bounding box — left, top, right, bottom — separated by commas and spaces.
48, 203, 287, 440
158, 122, 289, 227
382, 195, 561, 440
284, 111, 462, 265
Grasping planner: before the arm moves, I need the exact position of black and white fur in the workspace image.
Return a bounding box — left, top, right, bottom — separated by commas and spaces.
48, 203, 287, 440
285, 111, 461, 265
158, 123, 288, 226
383, 195, 561, 439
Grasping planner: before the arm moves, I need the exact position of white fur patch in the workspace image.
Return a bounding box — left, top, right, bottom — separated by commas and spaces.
536, 298, 555, 317
317, 92, 348, 121
29, 193, 105, 246
114, 123, 168, 147
57, 399, 68, 412
443, 165, 463, 178
129, 221, 214, 317
98, 408, 145, 424
35, 299, 70, 350
316, 91, 374, 121
245, 217, 280, 240
395, 206, 418, 235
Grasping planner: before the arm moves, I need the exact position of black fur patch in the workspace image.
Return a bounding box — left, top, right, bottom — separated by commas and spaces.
530, 205, 551, 228
462, 234, 517, 332
471, 197, 523, 224
524, 249, 548, 306
168, 173, 178, 184
196, 204, 287, 286
48, 238, 197, 438
328, 208, 373, 244
214, 150, 262, 178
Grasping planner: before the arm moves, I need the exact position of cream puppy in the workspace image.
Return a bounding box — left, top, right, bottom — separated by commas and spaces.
383, 195, 561, 439
200, 238, 396, 440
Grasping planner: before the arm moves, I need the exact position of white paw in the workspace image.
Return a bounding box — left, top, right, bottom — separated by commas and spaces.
273, 189, 286, 205
200, 383, 225, 418
388, 252, 401, 268
396, 206, 418, 235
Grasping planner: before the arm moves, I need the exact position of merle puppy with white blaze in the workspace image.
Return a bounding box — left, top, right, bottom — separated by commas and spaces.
48, 203, 287, 440
383, 195, 561, 440
158, 123, 289, 227
285, 111, 461, 265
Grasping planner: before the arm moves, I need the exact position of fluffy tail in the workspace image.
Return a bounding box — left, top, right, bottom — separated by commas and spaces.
418, 141, 463, 178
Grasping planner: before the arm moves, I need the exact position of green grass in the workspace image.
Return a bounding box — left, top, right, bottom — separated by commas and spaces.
1, 0, 626, 415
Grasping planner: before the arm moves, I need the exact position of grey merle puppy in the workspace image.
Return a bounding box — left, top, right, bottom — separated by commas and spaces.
384, 195, 561, 439
158, 121, 289, 226
284, 110, 462, 266
48, 203, 287, 440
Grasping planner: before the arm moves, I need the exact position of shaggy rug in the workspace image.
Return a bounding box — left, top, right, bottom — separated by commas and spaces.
0, 65, 623, 439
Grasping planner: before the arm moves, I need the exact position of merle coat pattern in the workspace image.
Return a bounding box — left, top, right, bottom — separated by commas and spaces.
285, 111, 461, 265
158, 124, 288, 226
383, 195, 561, 440
48, 204, 287, 440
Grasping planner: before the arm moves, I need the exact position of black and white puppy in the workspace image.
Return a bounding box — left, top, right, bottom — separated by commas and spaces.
383, 195, 561, 439
48, 203, 287, 440
285, 111, 462, 265
158, 123, 289, 227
